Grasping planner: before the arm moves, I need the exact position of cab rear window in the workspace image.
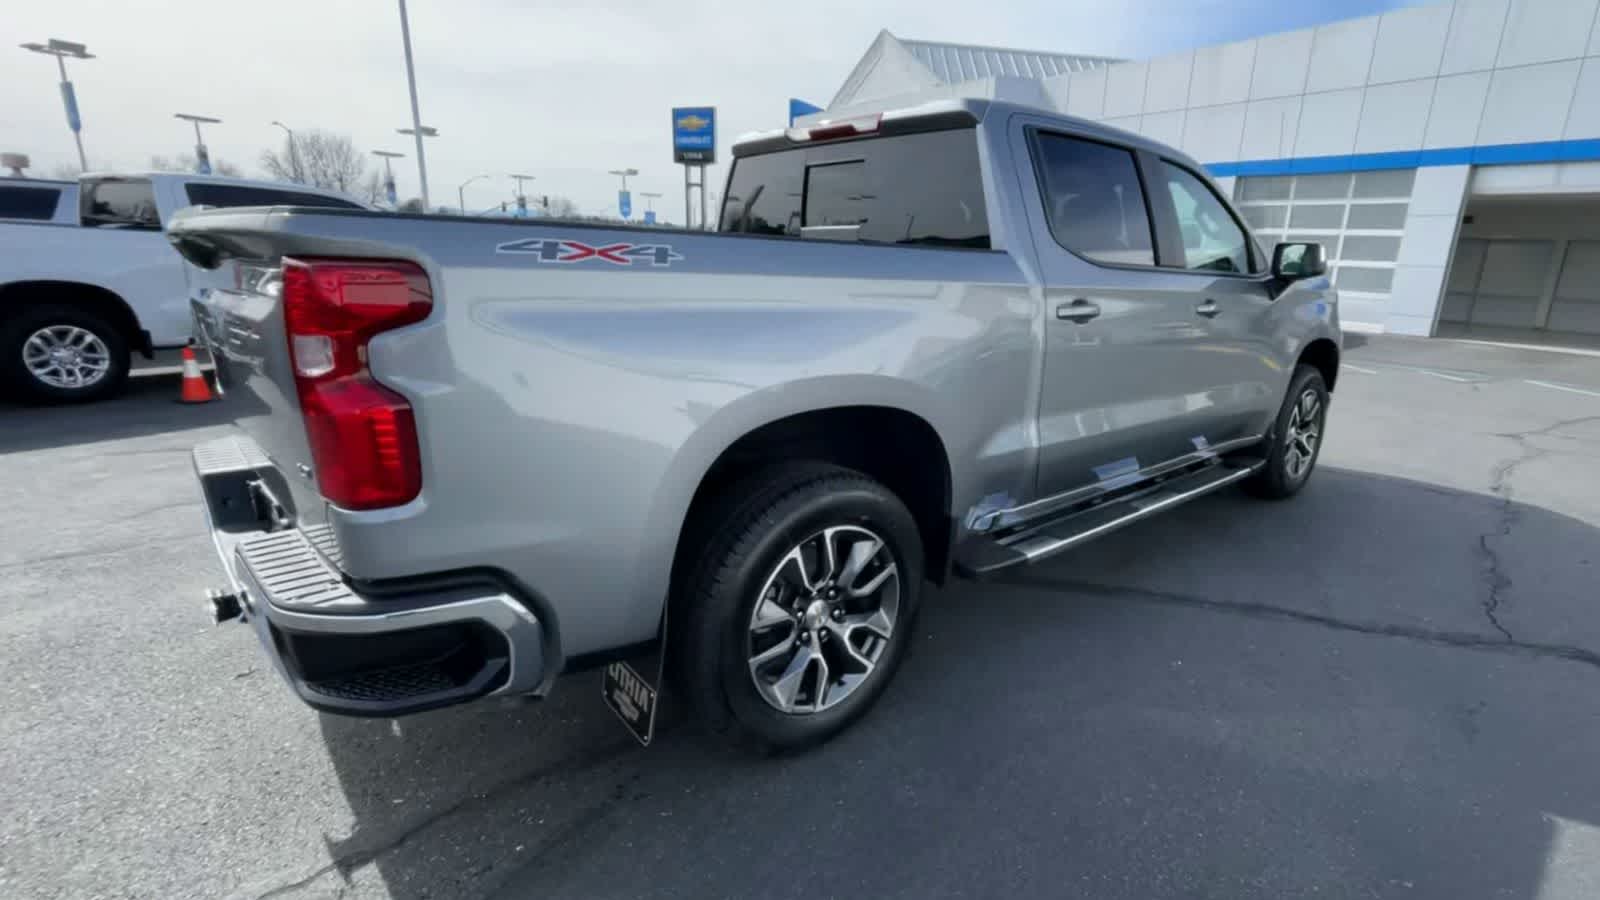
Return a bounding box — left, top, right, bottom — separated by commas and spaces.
719, 129, 990, 249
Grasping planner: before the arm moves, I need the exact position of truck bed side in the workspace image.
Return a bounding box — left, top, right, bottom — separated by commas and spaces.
172, 209, 1040, 660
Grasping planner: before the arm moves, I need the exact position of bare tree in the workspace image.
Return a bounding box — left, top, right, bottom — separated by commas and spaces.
260, 130, 371, 196
150, 153, 243, 177
542, 194, 579, 218
397, 198, 425, 213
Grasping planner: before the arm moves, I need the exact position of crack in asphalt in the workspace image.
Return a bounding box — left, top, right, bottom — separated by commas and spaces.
1475, 413, 1600, 643
1478, 442, 1540, 643
997, 575, 1600, 674
248, 733, 649, 900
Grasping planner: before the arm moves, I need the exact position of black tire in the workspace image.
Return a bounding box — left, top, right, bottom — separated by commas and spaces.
674, 462, 924, 754
1246, 365, 1329, 500
0, 304, 131, 405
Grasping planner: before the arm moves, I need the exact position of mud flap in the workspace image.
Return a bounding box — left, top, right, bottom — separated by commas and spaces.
601, 609, 667, 747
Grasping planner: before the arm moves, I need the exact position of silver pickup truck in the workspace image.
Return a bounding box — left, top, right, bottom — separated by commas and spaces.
171, 99, 1340, 752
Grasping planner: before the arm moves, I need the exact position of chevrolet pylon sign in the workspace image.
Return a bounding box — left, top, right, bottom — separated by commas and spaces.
672, 106, 716, 164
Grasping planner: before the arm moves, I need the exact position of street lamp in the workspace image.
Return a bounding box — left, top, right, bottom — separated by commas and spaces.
397, 125, 437, 210
509, 173, 535, 216
20, 39, 94, 173
175, 114, 221, 175
457, 173, 492, 215
395, 0, 432, 210
640, 191, 663, 224
373, 150, 405, 207
270, 121, 303, 183
608, 168, 639, 219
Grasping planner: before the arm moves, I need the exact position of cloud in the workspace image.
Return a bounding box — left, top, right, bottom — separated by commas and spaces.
3, 0, 1426, 220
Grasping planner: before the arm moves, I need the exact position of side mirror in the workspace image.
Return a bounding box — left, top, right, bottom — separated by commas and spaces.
1272, 242, 1328, 281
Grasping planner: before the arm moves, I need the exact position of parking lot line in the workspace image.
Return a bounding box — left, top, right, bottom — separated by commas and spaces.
1342, 364, 1378, 375
1525, 379, 1600, 399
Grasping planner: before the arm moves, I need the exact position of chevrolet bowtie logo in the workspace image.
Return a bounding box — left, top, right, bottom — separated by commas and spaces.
676, 114, 710, 130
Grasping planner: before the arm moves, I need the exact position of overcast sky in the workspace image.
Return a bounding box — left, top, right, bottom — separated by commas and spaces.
4, 0, 1421, 221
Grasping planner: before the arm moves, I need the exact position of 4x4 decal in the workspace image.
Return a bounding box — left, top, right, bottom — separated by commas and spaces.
496, 237, 683, 267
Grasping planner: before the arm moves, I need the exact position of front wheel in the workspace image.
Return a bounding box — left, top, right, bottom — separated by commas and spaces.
675, 463, 924, 753
1246, 365, 1329, 499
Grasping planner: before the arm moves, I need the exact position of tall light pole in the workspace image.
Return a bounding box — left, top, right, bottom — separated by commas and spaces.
270, 120, 303, 183
509, 173, 535, 217
397, 125, 437, 209
20, 39, 94, 173
395, 0, 431, 210
608, 168, 638, 220
457, 173, 491, 215
373, 150, 405, 207
174, 114, 221, 174
640, 191, 663, 224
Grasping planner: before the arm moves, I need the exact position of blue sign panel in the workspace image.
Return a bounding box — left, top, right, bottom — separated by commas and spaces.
644, 210, 656, 225
672, 106, 716, 164
59, 82, 81, 133
618, 190, 632, 219
788, 98, 823, 126
385, 177, 398, 206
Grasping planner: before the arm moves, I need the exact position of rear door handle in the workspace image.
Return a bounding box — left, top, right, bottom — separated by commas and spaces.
1056, 299, 1101, 323
1196, 299, 1221, 318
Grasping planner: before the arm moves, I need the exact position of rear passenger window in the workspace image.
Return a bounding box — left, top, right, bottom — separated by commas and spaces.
1159, 161, 1256, 274
0, 185, 63, 220
720, 128, 990, 248
81, 179, 160, 229
1031, 133, 1155, 267
185, 183, 363, 209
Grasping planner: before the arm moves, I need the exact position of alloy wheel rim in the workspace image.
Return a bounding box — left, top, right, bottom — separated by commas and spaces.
1284, 388, 1323, 481
23, 326, 111, 390
746, 525, 900, 715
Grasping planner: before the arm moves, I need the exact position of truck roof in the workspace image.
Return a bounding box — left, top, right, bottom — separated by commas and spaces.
732, 97, 1204, 172
80, 171, 368, 207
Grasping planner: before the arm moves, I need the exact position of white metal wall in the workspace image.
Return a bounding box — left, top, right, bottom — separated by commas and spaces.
1036, 0, 1600, 168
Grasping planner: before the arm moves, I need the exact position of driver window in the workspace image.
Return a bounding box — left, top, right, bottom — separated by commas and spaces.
1160, 161, 1254, 274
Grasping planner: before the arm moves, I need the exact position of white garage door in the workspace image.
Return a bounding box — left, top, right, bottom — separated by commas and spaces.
1443, 238, 1600, 335
1233, 170, 1413, 325
1548, 241, 1600, 335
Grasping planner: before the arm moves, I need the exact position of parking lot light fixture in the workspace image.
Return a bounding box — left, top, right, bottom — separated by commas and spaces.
174, 114, 222, 175
20, 38, 94, 172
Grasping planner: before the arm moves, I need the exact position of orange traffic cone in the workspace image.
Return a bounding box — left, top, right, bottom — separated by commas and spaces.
178, 347, 214, 404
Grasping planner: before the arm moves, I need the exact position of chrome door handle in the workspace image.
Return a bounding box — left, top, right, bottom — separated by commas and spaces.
1056, 299, 1101, 323
1196, 299, 1221, 318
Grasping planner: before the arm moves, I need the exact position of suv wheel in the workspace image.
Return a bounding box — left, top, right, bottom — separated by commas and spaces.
1, 304, 131, 404
1246, 364, 1329, 499
676, 463, 923, 753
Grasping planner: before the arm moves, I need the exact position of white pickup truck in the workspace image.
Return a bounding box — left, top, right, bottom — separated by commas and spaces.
0, 173, 366, 403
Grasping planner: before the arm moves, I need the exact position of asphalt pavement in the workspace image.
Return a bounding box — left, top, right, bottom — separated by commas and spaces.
2, 335, 1599, 900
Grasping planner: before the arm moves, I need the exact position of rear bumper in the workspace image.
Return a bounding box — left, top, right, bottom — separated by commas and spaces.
193, 436, 550, 717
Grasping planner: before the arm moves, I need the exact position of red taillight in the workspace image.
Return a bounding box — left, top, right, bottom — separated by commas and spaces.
281, 258, 432, 510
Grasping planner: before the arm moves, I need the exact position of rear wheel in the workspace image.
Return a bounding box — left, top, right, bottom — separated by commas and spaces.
0, 304, 131, 404
675, 463, 923, 753
1246, 365, 1328, 499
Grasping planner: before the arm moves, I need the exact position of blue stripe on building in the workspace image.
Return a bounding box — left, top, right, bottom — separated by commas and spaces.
1206, 139, 1600, 178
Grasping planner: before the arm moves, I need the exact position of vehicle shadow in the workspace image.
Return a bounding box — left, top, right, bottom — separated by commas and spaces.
0, 373, 247, 455
308, 466, 1600, 900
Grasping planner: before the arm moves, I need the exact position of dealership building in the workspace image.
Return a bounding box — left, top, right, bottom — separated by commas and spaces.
809, 0, 1600, 345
